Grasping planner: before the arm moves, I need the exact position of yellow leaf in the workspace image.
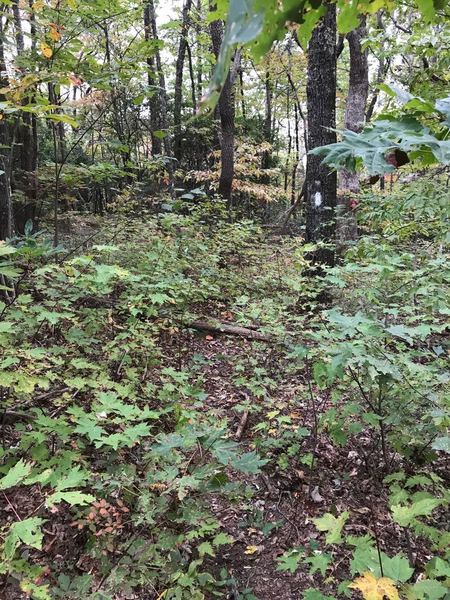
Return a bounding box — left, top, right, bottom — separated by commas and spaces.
67, 0, 77, 7
40, 42, 53, 59
49, 24, 61, 42
32, 0, 45, 10
244, 545, 259, 555
349, 572, 400, 600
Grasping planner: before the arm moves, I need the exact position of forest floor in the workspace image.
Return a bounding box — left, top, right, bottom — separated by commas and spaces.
1, 210, 448, 600
159, 328, 429, 599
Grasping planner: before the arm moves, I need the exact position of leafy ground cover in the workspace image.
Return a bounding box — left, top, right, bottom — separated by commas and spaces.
0, 179, 449, 600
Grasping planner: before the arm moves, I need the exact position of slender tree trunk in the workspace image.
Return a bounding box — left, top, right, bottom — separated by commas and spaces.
0, 9, 14, 240
186, 42, 197, 114
305, 3, 337, 267
284, 89, 291, 192
292, 102, 300, 205
366, 13, 388, 122
144, 0, 161, 155
210, 16, 236, 203
29, 0, 38, 168
173, 0, 193, 161
0, 116, 14, 241
239, 68, 246, 119
271, 80, 277, 153
12, 0, 38, 233
337, 17, 369, 252
12, 0, 24, 53
150, 1, 170, 157
102, 25, 129, 175
261, 70, 272, 169
144, 0, 170, 156
195, 0, 203, 100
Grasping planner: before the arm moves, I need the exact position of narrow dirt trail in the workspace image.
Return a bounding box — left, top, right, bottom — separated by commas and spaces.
169, 326, 401, 599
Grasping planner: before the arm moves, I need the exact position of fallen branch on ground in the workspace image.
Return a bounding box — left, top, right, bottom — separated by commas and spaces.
235, 410, 249, 441
1, 412, 33, 425
188, 320, 272, 342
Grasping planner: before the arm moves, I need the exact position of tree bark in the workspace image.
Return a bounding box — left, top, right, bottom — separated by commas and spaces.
366, 13, 389, 122
261, 70, 273, 169
173, 0, 193, 161
195, 0, 203, 101
0, 9, 14, 240
337, 17, 369, 252
284, 88, 291, 192
292, 102, 300, 205
186, 41, 197, 114
11, 0, 38, 233
210, 16, 236, 203
239, 68, 246, 119
305, 3, 337, 267
144, 0, 169, 156
102, 24, 129, 175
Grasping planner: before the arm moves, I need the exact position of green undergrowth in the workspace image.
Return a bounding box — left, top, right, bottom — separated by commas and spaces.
0, 184, 449, 599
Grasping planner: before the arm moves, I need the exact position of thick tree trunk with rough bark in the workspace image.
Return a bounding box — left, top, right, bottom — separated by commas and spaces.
305, 4, 337, 267
337, 17, 369, 252
210, 17, 236, 203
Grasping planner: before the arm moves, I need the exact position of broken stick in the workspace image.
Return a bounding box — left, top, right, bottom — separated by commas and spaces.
189, 320, 272, 342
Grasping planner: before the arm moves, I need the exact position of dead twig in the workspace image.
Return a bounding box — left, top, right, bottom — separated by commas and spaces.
189, 319, 272, 342
235, 410, 249, 441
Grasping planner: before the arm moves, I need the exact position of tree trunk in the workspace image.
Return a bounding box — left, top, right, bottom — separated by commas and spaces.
261, 70, 273, 169
195, 0, 203, 101
12, 0, 38, 234
186, 42, 197, 114
284, 89, 291, 192
239, 68, 246, 119
144, 0, 169, 156
292, 102, 300, 205
0, 10, 14, 240
305, 3, 337, 267
337, 17, 369, 252
173, 0, 193, 162
366, 13, 388, 122
210, 17, 236, 203
0, 124, 14, 241
102, 25, 129, 177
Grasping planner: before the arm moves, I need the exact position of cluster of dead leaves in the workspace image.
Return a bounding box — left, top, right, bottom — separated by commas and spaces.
72, 498, 129, 538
